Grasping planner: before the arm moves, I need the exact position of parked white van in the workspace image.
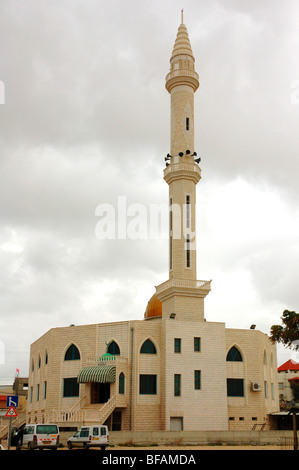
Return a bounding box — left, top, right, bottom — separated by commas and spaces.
67, 425, 109, 450
17, 424, 59, 450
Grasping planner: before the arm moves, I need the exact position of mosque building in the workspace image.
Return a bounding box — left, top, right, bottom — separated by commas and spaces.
26, 17, 280, 432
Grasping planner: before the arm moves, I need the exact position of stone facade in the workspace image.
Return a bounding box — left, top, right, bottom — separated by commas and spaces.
27, 318, 279, 431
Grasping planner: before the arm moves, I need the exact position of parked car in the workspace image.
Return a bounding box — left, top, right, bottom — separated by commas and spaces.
67, 425, 109, 450
16, 423, 59, 450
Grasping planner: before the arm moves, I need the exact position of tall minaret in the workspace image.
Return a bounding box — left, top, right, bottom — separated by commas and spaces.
156, 14, 211, 322
165, 13, 200, 281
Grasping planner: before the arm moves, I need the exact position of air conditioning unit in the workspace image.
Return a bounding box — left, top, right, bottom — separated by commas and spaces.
251, 382, 262, 392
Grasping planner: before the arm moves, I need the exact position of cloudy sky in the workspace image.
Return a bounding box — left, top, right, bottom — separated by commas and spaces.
0, 0, 299, 384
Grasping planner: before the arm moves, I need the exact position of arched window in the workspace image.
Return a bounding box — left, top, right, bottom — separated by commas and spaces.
45, 351, 48, 365
140, 339, 157, 354
107, 341, 120, 355
226, 346, 242, 362
64, 344, 80, 361
119, 373, 125, 394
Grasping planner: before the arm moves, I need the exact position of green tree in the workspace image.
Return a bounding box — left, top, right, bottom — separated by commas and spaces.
290, 381, 299, 402
270, 310, 299, 350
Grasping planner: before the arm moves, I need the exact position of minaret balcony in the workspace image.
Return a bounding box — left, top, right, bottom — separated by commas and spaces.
165, 69, 199, 93
164, 159, 201, 184
155, 278, 211, 302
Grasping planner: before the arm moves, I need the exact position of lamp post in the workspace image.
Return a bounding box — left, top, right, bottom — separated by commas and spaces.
288, 407, 298, 451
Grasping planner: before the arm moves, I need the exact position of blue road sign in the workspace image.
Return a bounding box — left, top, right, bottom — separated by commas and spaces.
6, 395, 18, 408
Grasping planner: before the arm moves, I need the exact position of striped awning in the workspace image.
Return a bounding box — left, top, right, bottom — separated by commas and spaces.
77, 365, 116, 384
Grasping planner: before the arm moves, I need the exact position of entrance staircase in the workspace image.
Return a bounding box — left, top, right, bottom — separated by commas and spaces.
0, 412, 26, 440
49, 394, 118, 425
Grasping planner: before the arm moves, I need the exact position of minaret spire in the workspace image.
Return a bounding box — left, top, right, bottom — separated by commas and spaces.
181, 8, 184, 24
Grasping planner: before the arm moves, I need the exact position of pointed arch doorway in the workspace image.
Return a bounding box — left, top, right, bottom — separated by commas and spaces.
91, 382, 111, 404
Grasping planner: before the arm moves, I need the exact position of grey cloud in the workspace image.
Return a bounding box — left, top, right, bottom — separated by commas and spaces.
0, 0, 298, 382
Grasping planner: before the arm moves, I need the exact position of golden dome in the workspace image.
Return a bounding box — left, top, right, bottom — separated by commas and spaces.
144, 294, 162, 320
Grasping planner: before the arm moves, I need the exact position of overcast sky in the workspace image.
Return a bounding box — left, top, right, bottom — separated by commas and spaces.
0, 0, 299, 384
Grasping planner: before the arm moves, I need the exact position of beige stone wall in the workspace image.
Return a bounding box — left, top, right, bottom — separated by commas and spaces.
225, 328, 279, 430
161, 294, 205, 322
26, 319, 280, 432
163, 319, 228, 431
130, 319, 162, 431
170, 85, 195, 156
27, 324, 99, 423
26, 319, 164, 430
108, 429, 294, 446
169, 175, 198, 281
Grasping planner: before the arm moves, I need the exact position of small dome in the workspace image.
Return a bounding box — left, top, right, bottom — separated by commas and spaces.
144, 294, 162, 320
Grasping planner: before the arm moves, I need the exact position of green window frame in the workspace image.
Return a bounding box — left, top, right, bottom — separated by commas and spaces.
140, 339, 157, 354
119, 372, 125, 394
107, 341, 120, 355
174, 374, 181, 396
139, 375, 157, 395
63, 377, 79, 397
174, 338, 181, 353
64, 344, 80, 361
226, 346, 242, 362
194, 370, 201, 390
43, 381, 47, 399
227, 378, 244, 397
194, 337, 201, 352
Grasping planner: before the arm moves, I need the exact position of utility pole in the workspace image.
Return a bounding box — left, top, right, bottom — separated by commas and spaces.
289, 407, 298, 451
7, 417, 12, 451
